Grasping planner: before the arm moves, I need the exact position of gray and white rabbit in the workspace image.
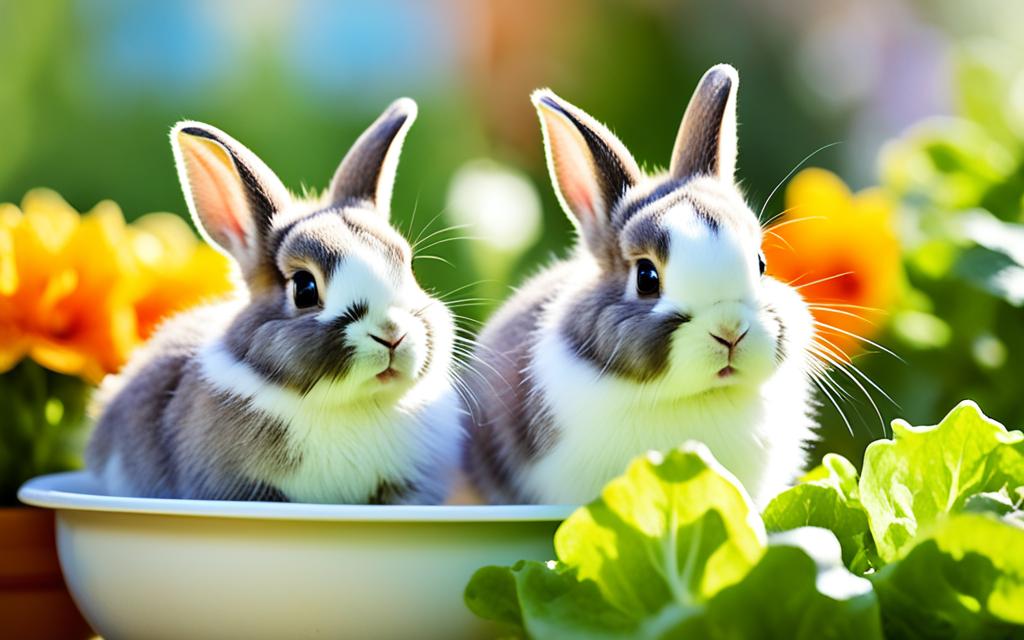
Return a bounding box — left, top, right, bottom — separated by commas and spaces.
87, 99, 461, 504
462, 65, 817, 506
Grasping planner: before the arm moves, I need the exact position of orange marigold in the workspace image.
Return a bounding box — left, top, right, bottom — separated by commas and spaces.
0, 190, 232, 383
762, 168, 902, 357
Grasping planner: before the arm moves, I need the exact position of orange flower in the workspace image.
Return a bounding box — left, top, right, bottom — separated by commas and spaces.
0, 190, 232, 383
128, 214, 235, 340
762, 169, 901, 357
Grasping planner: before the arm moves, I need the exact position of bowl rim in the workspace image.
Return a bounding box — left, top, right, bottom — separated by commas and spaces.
18, 472, 576, 522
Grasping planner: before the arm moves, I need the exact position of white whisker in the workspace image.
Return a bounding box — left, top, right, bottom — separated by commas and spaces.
758, 141, 843, 224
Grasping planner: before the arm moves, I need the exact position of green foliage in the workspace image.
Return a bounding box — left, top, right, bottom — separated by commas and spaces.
846, 45, 1024, 473
466, 445, 883, 639
467, 403, 1024, 639
871, 514, 1024, 639
763, 453, 879, 573
766, 402, 1024, 639
0, 360, 91, 504
859, 401, 1024, 561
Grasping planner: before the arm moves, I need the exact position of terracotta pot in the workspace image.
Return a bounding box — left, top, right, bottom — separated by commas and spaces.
0, 506, 94, 640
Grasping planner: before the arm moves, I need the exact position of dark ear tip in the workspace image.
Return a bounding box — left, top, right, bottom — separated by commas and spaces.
179, 126, 210, 138
384, 97, 418, 125
701, 64, 739, 92
530, 88, 564, 113
171, 121, 221, 146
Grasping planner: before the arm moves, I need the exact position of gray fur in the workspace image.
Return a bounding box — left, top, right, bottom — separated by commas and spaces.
670, 64, 739, 180
463, 65, 802, 504
88, 100, 457, 504
560, 268, 689, 381
221, 287, 364, 393
87, 303, 295, 501
329, 98, 417, 212
462, 264, 570, 502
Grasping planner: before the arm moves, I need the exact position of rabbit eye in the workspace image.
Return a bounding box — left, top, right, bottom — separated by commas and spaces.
292, 270, 319, 308
635, 258, 660, 297
758, 251, 767, 276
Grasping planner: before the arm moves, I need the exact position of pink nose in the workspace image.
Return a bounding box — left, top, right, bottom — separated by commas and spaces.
370, 333, 406, 351
710, 327, 748, 349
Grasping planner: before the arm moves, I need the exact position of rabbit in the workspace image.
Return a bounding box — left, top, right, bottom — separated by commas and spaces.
461, 65, 818, 507
86, 98, 462, 504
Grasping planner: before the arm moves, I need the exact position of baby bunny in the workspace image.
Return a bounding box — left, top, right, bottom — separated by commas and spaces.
462, 65, 817, 506
87, 99, 461, 504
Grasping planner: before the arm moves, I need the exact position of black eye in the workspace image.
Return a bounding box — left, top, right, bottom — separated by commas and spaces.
635, 258, 660, 296
292, 270, 319, 308
758, 251, 767, 276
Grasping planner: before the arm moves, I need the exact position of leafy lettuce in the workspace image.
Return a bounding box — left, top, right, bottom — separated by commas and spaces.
465, 444, 882, 639
764, 400, 1024, 639
466, 402, 1024, 639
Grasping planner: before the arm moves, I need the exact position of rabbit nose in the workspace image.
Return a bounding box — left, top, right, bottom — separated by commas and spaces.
710, 325, 749, 349
370, 332, 406, 351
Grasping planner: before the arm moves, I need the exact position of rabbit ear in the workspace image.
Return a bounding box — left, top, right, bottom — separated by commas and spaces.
532, 89, 641, 247
328, 98, 417, 217
670, 64, 739, 182
171, 122, 290, 274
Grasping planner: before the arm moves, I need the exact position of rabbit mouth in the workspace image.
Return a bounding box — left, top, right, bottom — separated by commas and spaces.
376, 367, 401, 382
716, 365, 736, 379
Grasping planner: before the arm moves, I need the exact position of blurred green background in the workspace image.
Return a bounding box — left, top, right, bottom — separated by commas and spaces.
3, 0, 1024, 468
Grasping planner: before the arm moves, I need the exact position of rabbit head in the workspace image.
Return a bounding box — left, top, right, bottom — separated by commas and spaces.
532, 64, 813, 399
171, 99, 453, 406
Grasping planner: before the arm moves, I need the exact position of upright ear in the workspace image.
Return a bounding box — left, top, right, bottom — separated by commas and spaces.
171, 122, 291, 276
328, 98, 417, 216
532, 89, 642, 251
669, 64, 739, 182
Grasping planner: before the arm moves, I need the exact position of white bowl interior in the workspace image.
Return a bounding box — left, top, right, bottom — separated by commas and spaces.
20, 471, 575, 521
20, 473, 574, 640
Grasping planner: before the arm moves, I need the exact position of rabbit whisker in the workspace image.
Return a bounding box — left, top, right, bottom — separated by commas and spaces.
813, 320, 904, 363
758, 141, 843, 224
412, 223, 472, 251
412, 254, 456, 268
792, 271, 855, 290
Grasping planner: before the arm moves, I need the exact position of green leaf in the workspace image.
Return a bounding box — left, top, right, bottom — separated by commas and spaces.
860, 401, 1024, 561
954, 246, 1024, 307
465, 561, 637, 640
870, 514, 1024, 639
763, 454, 879, 573
554, 444, 765, 616
879, 117, 1015, 212
963, 489, 1019, 517
954, 44, 1022, 143
891, 310, 953, 350
464, 564, 526, 629
680, 528, 883, 640
466, 445, 886, 639
466, 532, 885, 640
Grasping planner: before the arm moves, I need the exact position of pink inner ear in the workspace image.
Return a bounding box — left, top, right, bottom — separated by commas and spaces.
545, 112, 601, 224
180, 135, 250, 250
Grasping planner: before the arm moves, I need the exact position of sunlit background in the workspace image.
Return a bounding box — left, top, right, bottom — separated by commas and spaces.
4, 0, 1024, 487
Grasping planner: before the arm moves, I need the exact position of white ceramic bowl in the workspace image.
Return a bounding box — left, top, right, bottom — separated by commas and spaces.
19, 472, 572, 640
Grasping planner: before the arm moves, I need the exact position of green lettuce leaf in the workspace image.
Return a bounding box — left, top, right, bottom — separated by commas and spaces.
553, 444, 765, 616
870, 513, 1024, 639
464, 561, 637, 640
763, 453, 879, 573
676, 527, 883, 639
465, 529, 884, 640
859, 400, 1024, 561
466, 403, 1024, 638
465, 443, 884, 639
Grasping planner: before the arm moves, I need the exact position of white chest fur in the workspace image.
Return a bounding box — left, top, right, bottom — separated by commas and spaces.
272, 397, 431, 504
199, 342, 461, 504
523, 330, 814, 506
